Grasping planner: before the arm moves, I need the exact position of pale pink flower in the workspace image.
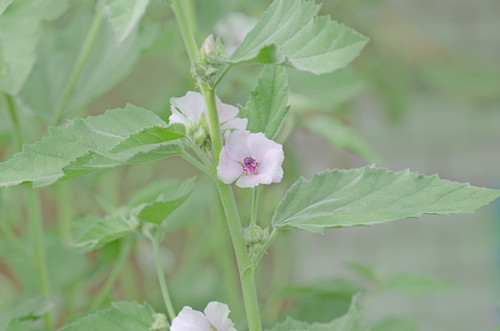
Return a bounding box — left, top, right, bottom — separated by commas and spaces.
217, 130, 284, 188
170, 302, 237, 331
169, 91, 247, 132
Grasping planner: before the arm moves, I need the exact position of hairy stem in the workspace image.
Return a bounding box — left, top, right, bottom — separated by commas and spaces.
52, 0, 107, 126
90, 238, 134, 310
250, 187, 260, 227
169, 0, 198, 64
152, 238, 176, 321
26, 188, 52, 329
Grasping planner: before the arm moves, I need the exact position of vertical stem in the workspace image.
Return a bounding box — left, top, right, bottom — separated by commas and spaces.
52, 0, 107, 126
90, 238, 134, 310
56, 182, 73, 245
250, 187, 260, 227
4, 94, 22, 151
26, 188, 53, 329
169, 0, 198, 64
152, 238, 176, 322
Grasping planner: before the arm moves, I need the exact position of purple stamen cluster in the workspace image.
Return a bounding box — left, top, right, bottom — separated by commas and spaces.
242, 157, 258, 174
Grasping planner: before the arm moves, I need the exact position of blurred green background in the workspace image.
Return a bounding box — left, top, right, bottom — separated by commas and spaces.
0, 0, 499, 330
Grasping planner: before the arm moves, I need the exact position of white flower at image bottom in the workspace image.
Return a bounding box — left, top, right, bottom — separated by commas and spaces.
169, 91, 247, 132
170, 302, 237, 331
217, 130, 284, 188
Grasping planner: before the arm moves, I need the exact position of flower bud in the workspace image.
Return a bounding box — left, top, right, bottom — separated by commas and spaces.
202, 34, 216, 56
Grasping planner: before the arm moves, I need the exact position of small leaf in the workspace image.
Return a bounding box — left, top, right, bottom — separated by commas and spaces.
136, 177, 195, 225
272, 166, 500, 232
304, 116, 381, 163
0, 104, 182, 187
0, 0, 69, 94
106, 0, 150, 43
0, 296, 52, 327
59, 301, 157, 331
230, 0, 368, 74
73, 215, 133, 250
267, 294, 367, 331
240, 65, 289, 139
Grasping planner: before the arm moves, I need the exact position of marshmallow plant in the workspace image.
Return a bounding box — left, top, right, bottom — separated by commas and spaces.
0, 0, 499, 330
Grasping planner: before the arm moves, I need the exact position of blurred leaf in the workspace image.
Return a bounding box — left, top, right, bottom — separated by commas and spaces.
73, 215, 133, 251
372, 317, 416, 331
106, 0, 150, 43
230, 0, 368, 74
18, 9, 157, 122
0, 104, 182, 187
136, 177, 195, 225
0, 296, 52, 328
288, 68, 365, 112
59, 301, 157, 331
0, 0, 12, 15
272, 166, 500, 233
304, 116, 381, 163
274, 278, 359, 299
0, 0, 69, 94
345, 262, 380, 284
127, 178, 180, 207
240, 65, 289, 139
268, 294, 367, 331
386, 273, 454, 295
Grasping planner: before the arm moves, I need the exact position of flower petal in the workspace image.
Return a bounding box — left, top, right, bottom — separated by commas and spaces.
217, 148, 243, 184
221, 117, 248, 131
170, 91, 205, 125
257, 148, 284, 183
247, 133, 282, 162
204, 302, 237, 331
236, 173, 272, 188
216, 97, 240, 123
170, 306, 213, 331
224, 130, 250, 161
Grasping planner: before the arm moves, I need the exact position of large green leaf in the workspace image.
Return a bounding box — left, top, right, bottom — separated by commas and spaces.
106, 0, 150, 43
229, 0, 368, 74
272, 166, 500, 233
17, 9, 157, 122
0, 0, 69, 94
268, 294, 367, 331
59, 301, 157, 331
240, 65, 289, 139
304, 116, 381, 163
0, 104, 183, 188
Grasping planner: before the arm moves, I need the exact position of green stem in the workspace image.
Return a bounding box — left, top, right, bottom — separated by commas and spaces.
250, 187, 260, 227
181, 152, 212, 177
4, 94, 23, 151
169, 0, 198, 64
0, 220, 32, 261
152, 238, 176, 322
90, 238, 134, 310
216, 182, 262, 331
255, 228, 280, 266
26, 188, 52, 329
56, 182, 73, 245
52, 0, 107, 126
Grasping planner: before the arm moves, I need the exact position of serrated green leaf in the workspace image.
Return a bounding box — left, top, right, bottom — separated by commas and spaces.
106, 0, 150, 43
272, 166, 500, 232
59, 301, 157, 331
73, 215, 133, 250
229, 0, 368, 74
0, 0, 69, 94
240, 65, 289, 139
0, 104, 182, 187
268, 294, 367, 331
304, 116, 381, 163
111, 124, 185, 153
17, 9, 157, 122
136, 177, 195, 225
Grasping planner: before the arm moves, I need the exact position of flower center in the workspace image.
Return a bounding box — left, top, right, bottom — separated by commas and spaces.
242, 157, 259, 174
